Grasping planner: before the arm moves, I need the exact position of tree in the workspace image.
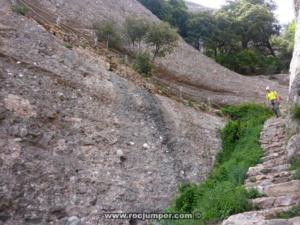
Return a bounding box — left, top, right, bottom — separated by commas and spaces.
145, 22, 179, 61
187, 12, 216, 50
94, 21, 122, 49
168, 0, 190, 38
125, 16, 150, 51
137, 0, 172, 22
271, 21, 296, 72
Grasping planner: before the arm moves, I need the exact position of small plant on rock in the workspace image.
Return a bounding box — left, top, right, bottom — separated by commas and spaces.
12, 3, 30, 16
64, 43, 73, 49
246, 188, 265, 199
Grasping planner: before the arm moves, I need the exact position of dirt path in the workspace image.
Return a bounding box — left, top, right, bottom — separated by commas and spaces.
222, 117, 300, 225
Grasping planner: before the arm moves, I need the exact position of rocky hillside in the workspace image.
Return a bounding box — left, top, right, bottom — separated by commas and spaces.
184, 1, 212, 13
0, 1, 225, 224
17, 0, 288, 106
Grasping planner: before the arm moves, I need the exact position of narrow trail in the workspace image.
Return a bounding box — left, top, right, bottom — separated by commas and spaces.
223, 117, 300, 225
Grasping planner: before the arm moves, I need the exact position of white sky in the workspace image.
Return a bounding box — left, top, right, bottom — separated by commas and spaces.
188, 0, 295, 24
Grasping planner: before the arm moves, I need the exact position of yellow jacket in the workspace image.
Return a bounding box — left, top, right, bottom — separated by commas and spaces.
266, 91, 279, 102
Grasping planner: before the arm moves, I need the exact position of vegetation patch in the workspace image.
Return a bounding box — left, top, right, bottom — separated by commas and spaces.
12, 3, 30, 16
277, 204, 300, 219
290, 158, 300, 180
133, 53, 153, 77
291, 104, 300, 120
162, 104, 272, 225
246, 188, 266, 199
94, 21, 123, 49
64, 43, 73, 49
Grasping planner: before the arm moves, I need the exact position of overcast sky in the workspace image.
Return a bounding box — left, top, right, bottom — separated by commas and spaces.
188, 0, 295, 24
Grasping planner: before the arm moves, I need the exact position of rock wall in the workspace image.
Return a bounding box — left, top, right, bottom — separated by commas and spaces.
19, 0, 288, 106
0, 1, 224, 224
287, 0, 300, 160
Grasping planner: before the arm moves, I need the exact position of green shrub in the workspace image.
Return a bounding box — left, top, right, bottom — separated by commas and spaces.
246, 188, 265, 199
64, 43, 73, 49
94, 21, 122, 49
186, 100, 194, 107
162, 104, 272, 225
294, 168, 300, 180
290, 158, 300, 171
133, 53, 153, 77
12, 3, 30, 16
291, 104, 300, 120
277, 204, 300, 219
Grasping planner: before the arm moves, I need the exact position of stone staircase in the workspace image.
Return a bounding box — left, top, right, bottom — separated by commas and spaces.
222, 118, 300, 225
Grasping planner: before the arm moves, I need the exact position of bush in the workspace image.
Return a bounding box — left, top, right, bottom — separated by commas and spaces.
163, 104, 272, 225
291, 104, 300, 120
133, 53, 153, 77
12, 3, 30, 16
94, 21, 122, 49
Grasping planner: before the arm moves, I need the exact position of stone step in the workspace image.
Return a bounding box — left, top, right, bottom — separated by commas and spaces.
260, 132, 286, 140
262, 152, 286, 163
261, 159, 288, 169
251, 194, 300, 210
262, 142, 286, 150
247, 164, 290, 177
245, 174, 292, 189
262, 147, 286, 154
246, 171, 292, 184
263, 180, 300, 197
266, 217, 300, 225
222, 206, 293, 225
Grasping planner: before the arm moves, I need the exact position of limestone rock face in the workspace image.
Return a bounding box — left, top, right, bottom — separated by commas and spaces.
287, 134, 300, 160
20, 0, 288, 106
288, 0, 300, 165
0, 1, 224, 224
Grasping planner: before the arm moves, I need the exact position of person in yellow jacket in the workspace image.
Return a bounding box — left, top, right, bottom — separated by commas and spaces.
266, 86, 281, 117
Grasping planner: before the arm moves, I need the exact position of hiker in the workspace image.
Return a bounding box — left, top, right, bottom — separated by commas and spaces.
266, 86, 281, 118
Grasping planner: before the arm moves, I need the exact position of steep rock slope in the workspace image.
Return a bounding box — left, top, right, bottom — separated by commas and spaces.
288, 0, 300, 153
18, 0, 288, 106
0, 1, 224, 224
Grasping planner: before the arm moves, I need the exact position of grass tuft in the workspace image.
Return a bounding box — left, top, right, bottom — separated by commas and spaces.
246, 188, 266, 199
162, 103, 272, 225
